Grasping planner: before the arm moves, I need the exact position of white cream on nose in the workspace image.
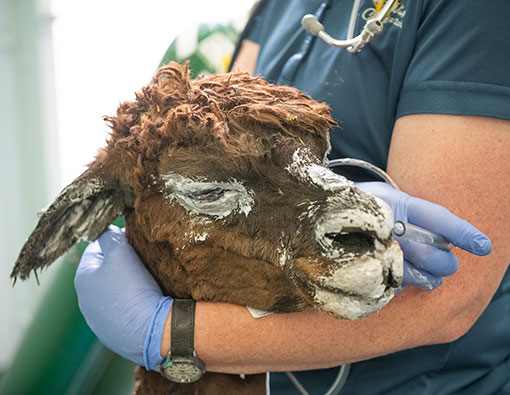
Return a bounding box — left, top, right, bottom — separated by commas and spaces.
286, 148, 404, 318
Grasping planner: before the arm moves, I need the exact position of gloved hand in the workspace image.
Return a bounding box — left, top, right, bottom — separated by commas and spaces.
356, 182, 492, 291
74, 225, 172, 370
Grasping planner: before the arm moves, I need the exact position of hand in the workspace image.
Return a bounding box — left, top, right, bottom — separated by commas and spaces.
356, 182, 492, 291
74, 225, 172, 370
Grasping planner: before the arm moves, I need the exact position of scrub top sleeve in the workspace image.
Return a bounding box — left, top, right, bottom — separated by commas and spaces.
397, 0, 510, 121
244, 1, 268, 44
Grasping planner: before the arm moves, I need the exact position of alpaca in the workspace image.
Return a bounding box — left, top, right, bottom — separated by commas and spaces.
12, 62, 403, 394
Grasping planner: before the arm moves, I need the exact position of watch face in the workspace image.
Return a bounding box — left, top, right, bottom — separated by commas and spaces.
162, 361, 204, 383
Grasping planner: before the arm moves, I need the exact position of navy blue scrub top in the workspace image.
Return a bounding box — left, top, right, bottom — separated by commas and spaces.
248, 0, 510, 171
243, 0, 510, 393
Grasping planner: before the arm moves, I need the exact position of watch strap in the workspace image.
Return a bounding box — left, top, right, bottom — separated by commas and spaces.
171, 299, 196, 357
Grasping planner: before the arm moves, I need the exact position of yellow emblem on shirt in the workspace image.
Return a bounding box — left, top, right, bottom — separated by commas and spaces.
363, 0, 406, 29
373, 0, 401, 15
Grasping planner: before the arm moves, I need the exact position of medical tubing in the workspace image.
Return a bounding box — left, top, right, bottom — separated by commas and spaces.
393, 221, 453, 252
325, 364, 351, 395
302, 14, 360, 48
319, 30, 360, 48
327, 158, 400, 189
375, 0, 397, 22
347, 0, 362, 40
301, 0, 398, 52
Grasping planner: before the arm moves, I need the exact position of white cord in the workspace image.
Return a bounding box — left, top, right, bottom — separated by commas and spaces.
324, 364, 351, 395
283, 364, 351, 395
285, 372, 310, 395
301, 0, 398, 52
347, 0, 362, 40
327, 158, 401, 190
374, 0, 397, 22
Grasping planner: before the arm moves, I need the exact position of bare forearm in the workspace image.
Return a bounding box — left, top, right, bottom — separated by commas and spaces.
193, 293, 448, 373
160, 283, 477, 374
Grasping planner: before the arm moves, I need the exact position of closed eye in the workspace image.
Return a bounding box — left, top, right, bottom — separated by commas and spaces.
161, 173, 254, 219
187, 188, 225, 201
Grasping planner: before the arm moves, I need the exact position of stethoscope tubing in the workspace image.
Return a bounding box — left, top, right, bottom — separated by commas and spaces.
301, 0, 399, 52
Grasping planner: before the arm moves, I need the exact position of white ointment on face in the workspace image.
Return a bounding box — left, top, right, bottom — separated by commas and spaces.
310, 194, 402, 318
297, 200, 321, 222
286, 148, 353, 191
286, 149, 403, 318
318, 240, 402, 296
183, 230, 208, 244
276, 237, 291, 268
161, 173, 254, 219
315, 197, 394, 258
313, 286, 394, 320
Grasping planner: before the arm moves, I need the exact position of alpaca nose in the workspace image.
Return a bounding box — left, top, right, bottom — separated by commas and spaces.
323, 230, 403, 290
383, 265, 401, 288
314, 196, 395, 256
313, 211, 404, 291
323, 230, 375, 251
315, 220, 384, 261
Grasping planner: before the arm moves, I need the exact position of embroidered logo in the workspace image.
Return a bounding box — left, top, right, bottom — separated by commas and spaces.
362, 0, 406, 29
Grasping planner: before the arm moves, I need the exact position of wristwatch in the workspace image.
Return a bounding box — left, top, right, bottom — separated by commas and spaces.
158, 299, 206, 383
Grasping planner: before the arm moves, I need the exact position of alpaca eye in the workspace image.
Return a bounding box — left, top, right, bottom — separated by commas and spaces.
161, 173, 254, 219
189, 188, 225, 201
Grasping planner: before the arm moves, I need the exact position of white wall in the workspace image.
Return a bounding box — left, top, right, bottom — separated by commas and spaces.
53, 0, 255, 187
0, 0, 254, 373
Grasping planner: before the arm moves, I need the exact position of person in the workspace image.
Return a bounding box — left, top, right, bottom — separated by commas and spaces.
74, 0, 510, 393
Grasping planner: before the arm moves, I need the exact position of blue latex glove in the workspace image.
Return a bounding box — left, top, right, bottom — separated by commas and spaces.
74, 225, 172, 370
356, 182, 492, 290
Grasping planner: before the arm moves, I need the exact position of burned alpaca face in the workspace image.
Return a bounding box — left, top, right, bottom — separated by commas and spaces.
133, 131, 402, 320
12, 62, 402, 324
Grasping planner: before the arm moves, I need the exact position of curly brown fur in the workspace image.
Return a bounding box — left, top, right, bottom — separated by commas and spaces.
134, 369, 266, 395
95, 64, 336, 395
94, 62, 335, 194
13, 62, 402, 395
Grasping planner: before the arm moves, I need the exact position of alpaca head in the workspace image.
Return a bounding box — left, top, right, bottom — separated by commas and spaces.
12, 63, 402, 320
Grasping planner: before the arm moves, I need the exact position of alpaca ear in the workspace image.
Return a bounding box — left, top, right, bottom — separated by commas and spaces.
11, 169, 129, 282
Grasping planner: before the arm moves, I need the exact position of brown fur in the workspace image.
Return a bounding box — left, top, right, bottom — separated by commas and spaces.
94, 63, 334, 194
97, 63, 336, 394
90, 63, 340, 314
12, 62, 401, 394
134, 369, 266, 395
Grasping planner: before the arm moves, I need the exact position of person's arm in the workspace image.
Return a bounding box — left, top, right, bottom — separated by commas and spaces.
230, 40, 258, 74
159, 113, 510, 374
75, 113, 508, 374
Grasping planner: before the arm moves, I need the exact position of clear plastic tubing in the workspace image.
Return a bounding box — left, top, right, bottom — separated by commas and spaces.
393, 221, 453, 252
